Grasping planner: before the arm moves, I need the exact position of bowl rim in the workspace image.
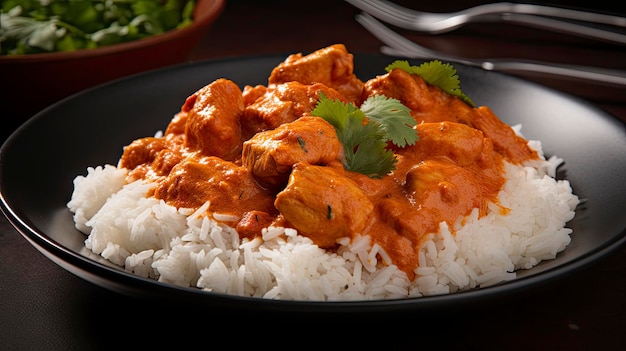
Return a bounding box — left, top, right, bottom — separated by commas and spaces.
0, 0, 225, 63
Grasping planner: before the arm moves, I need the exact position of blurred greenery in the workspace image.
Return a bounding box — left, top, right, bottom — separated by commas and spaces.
0, 0, 196, 55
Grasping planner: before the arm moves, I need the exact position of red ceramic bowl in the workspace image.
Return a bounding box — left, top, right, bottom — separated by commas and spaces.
0, 0, 224, 136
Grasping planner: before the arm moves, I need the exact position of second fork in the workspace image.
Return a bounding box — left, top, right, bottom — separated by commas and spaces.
345, 0, 626, 44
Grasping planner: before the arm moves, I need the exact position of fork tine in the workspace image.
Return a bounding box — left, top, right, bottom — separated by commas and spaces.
355, 13, 421, 54
344, 0, 418, 28
355, 13, 474, 66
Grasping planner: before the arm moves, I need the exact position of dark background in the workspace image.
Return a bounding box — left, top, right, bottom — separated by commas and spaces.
1, 1, 625, 349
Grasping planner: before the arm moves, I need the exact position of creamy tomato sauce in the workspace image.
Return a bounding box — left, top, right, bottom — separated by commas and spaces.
119, 44, 539, 278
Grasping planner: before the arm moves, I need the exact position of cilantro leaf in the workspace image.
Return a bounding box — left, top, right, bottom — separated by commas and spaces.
311, 93, 418, 178
386, 60, 475, 107
339, 111, 393, 177
359, 94, 417, 148
308, 92, 364, 131
349, 137, 397, 179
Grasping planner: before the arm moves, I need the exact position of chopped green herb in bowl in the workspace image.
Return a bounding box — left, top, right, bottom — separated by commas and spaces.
0, 0, 198, 55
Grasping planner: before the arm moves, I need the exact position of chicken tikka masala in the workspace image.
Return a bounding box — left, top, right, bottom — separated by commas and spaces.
119, 44, 539, 278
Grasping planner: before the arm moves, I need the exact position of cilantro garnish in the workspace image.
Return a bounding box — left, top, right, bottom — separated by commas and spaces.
385, 60, 475, 107
359, 94, 418, 148
0, 0, 195, 55
311, 93, 418, 178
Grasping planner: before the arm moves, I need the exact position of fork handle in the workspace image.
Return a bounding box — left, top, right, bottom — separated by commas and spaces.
501, 13, 626, 45
484, 59, 626, 86
498, 2, 626, 27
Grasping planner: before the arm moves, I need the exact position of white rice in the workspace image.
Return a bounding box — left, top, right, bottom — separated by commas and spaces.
67, 133, 579, 301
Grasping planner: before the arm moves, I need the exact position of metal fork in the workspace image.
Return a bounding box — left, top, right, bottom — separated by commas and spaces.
356, 13, 626, 86
345, 0, 626, 45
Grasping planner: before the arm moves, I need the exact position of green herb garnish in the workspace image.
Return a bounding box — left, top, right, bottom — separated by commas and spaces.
311, 92, 418, 178
385, 60, 475, 107
0, 0, 196, 55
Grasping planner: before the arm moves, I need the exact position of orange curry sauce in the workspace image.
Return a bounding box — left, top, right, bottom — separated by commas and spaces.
119, 44, 539, 279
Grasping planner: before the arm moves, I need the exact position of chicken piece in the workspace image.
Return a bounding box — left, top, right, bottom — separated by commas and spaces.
363, 68, 426, 112
364, 68, 538, 164
119, 136, 184, 181
400, 121, 488, 167
240, 81, 345, 139
154, 156, 276, 216
268, 44, 364, 104
242, 84, 267, 107
470, 106, 538, 164
275, 163, 374, 248
164, 110, 187, 136
242, 115, 342, 190
120, 137, 170, 170
150, 149, 184, 177
375, 159, 482, 247
181, 78, 244, 160
405, 159, 483, 220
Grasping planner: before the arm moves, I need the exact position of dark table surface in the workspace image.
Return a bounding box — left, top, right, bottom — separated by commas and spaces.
2, 1, 625, 349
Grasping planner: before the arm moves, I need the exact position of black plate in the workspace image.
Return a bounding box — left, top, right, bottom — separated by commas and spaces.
1, 54, 625, 315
